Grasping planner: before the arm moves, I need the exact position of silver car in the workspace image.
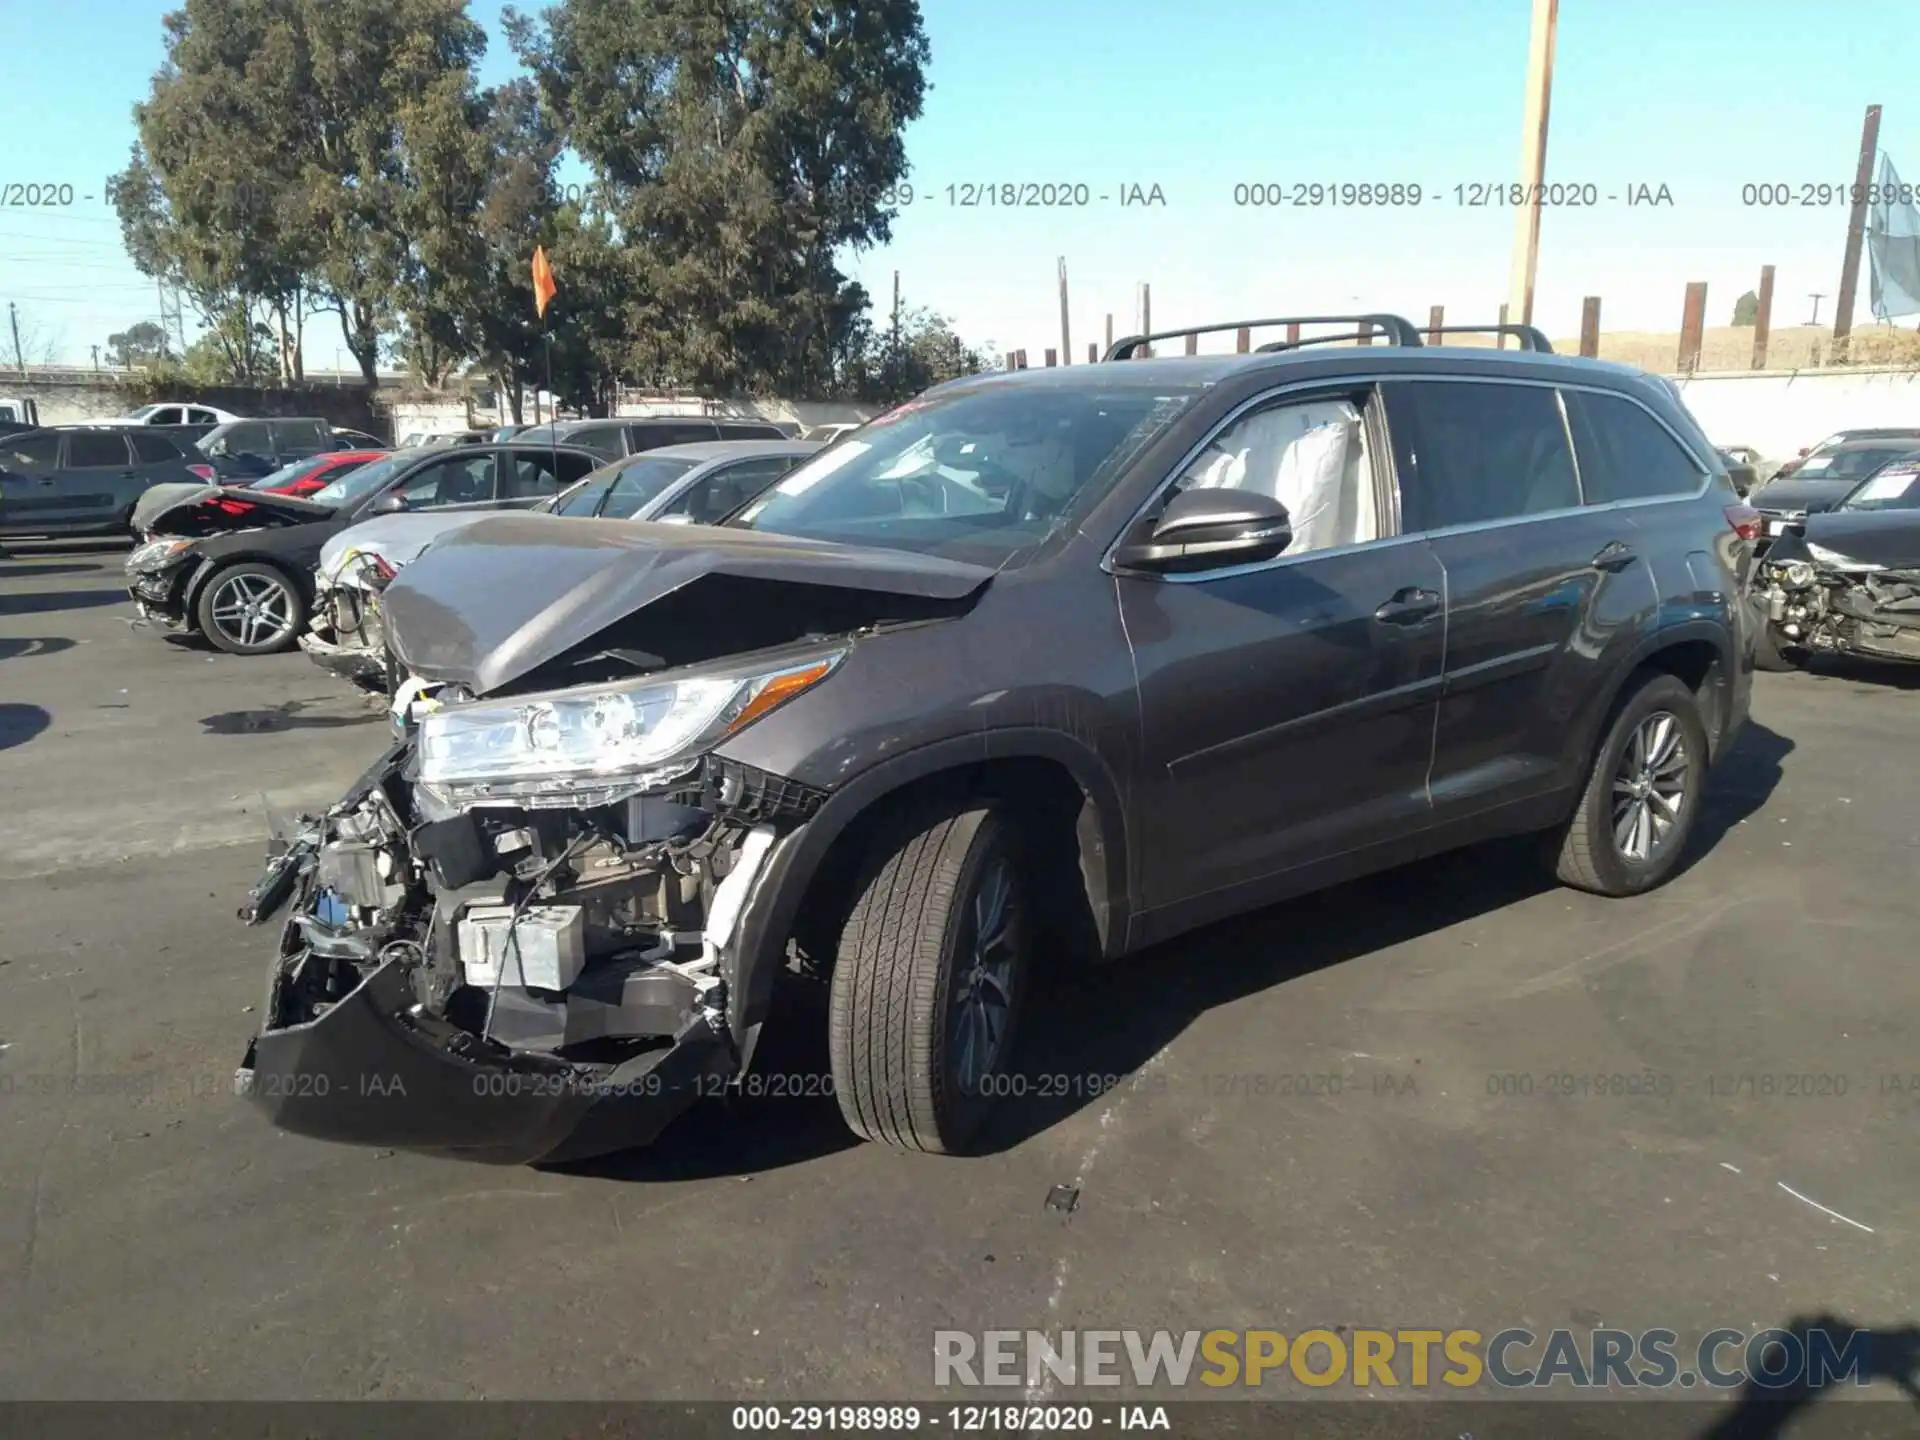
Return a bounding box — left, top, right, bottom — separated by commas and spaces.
300, 440, 822, 686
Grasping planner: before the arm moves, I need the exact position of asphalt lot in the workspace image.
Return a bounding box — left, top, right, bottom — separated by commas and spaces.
2, 540, 1918, 1423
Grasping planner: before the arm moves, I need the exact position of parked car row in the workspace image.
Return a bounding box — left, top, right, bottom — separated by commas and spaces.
206, 313, 1769, 1173
0, 416, 389, 540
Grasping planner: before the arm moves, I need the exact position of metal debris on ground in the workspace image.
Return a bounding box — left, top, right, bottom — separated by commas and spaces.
1045, 1185, 1080, 1215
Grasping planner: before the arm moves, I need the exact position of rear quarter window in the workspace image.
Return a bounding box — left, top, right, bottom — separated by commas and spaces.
1563, 390, 1705, 503
1384, 380, 1580, 531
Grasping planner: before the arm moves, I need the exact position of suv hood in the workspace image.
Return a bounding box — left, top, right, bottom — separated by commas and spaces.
1798, 509, 1920, 568
381, 513, 998, 696
134, 482, 335, 537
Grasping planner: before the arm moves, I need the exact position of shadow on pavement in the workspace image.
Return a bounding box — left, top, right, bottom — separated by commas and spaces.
0, 562, 105, 581
200, 700, 382, 734
0, 588, 130, 617
1694, 1313, 1920, 1439
0, 636, 76, 661
1801, 656, 1920, 692
559, 719, 1796, 1178
0, 704, 52, 751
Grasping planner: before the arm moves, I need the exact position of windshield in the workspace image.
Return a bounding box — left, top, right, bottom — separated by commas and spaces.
1810, 447, 1916, 480
309, 453, 410, 509
727, 383, 1202, 563
1840, 458, 1920, 511
600, 455, 698, 517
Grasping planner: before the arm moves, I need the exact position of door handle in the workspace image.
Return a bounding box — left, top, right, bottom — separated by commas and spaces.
1374, 587, 1441, 624
1591, 541, 1638, 572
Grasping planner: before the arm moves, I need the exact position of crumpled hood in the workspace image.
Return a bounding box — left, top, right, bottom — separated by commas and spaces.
1798, 509, 1920, 569
318, 511, 503, 584
1750, 477, 1857, 515
381, 513, 997, 695
133, 482, 334, 536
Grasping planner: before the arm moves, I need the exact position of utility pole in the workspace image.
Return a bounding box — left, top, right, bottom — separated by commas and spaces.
1504, 0, 1559, 348
8, 302, 24, 375
91, 344, 100, 371
1807, 294, 1826, 327
1831, 103, 1882, 363
1057, 257, 1072, 365
890, 270, 901, 398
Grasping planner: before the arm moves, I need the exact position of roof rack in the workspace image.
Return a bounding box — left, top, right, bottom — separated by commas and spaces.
1253, 330, 1398, 354
1102, 313, 1424, 361
1427, 324, 1555, 353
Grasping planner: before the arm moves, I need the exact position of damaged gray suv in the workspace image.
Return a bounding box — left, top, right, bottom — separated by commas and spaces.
237, 315, 1759, 1165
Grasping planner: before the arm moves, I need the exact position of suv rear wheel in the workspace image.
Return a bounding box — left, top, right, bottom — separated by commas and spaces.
1552, 672, 1708, 897
828, 799, 1029, 1153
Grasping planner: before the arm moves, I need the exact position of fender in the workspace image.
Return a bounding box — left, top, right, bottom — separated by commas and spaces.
1571, 617, 1739, 772
182, 548, 315, 617
722, 727, 1133, 1059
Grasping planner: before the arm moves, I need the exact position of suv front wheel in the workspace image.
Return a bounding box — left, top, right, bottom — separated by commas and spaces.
1552, 672, 1708, 897
828, 799, 1030, 1153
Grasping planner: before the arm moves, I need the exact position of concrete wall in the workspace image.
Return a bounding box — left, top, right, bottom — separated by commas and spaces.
1669, 367, 1920, 465
5, 374, 386, 436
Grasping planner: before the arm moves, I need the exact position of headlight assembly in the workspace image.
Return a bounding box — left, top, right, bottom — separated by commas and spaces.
127, 538, 196, 572
412, 650, 846, 807
1776, 560, 1817, 589
1805, 542, 1884, 572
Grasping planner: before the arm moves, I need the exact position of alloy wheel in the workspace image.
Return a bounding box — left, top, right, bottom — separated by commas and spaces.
1610, 710, 1691, 864
208, 572, 295, 650
948, 857, 1017, 1094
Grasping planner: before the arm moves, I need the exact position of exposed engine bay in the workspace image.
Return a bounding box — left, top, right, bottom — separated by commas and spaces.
237, 726, 827, 1164
302, 549, 398, 688
1759, 554, 1920, 664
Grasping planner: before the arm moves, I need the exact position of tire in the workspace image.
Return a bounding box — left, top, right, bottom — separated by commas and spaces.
1752, 621, 1805, 673
195, 561, 307, 656
828, 800, 1030, 1154
1551, 672, 1709, 897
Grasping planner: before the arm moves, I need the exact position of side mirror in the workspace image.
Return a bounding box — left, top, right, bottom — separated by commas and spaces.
1111, 488, 1293, 574
371, 492, 410, 515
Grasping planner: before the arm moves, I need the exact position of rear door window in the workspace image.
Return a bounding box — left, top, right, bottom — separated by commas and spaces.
665, 457, 807, 524
1384, 381, 1580, 531
271, 419, 329, 455
717, 421, 785, 441
389, 454, 497, 509
130, 431, 182, 464
1562, 390, 1705, 503
146, 406, 183, 425
499, 448, 597, 499
221, 421, 274, 455
67, 431, 135, 468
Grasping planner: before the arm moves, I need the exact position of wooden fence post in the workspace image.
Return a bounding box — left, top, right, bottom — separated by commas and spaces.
1752, 265, 1775, 370
1088, 342, 1098, 363
1678, 283, 1707, 373
1236, 326, 1250, 353
1185, 332, 1198, 355
1579, 296, 1601, 358
1495, 302, 1510, 349
1004, 351, 1017, 371
1044, 348, 1057, 367
1428, 305, 1444, 344
1285, 323, 1301, 345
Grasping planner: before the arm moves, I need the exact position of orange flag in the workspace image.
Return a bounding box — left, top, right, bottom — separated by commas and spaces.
531, 245, 557, 319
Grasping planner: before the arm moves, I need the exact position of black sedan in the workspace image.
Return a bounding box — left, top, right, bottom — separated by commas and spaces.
1749, 438, 1920, 542
124, 441, 601, 655
1751, 454, 1920, 670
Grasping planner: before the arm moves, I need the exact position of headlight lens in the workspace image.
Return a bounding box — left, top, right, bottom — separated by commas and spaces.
413, 650, 845, 804
1805, 542, 1884, 572
1776, 560, 1817, 589
127, 538, 195, 572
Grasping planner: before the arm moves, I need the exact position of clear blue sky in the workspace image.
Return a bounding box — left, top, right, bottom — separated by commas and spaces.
1, 0, 1914, 369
